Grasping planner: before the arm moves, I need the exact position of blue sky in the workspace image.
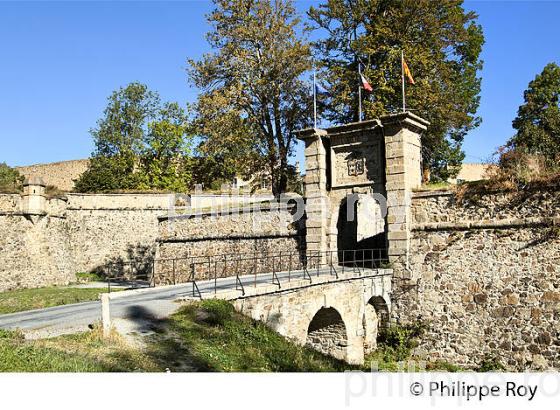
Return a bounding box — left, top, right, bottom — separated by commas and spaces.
0, 0, 559, 167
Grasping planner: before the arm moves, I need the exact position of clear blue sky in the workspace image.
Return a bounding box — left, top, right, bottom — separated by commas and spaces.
1, 0, 559, 167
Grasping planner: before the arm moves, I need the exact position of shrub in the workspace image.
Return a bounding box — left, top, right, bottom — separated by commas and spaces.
477, 354, 506, 372
0, 162, 23, 193
426, 360, 463, 372
494, 147, 552, 184
373, 323, 427, 363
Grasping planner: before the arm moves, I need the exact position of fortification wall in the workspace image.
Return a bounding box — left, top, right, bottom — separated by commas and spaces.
0, 194, 21, 213
0, 213, 75, 291
0, 192, 305, 290
0, 193, 170, 290
64, 194, 170, 274
396, 188, 560, 371
16, 159, 89, 191
156, 204, 306, 284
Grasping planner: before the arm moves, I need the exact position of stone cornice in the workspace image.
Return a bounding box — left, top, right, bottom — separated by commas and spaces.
413, 216, 560, 232
380, 112, 430, 133
294, 127, 328, 141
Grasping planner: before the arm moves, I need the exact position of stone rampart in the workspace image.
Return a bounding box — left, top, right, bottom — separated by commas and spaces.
16, 159, 90, 191
155, 204, 306, 284
396, 188, 560, 370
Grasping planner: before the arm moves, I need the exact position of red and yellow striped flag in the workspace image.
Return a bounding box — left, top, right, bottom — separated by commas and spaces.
402, 59, 415, 84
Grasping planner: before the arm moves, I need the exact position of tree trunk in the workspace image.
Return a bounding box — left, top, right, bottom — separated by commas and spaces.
278, 159, 288, 195
422, 165, 431, 184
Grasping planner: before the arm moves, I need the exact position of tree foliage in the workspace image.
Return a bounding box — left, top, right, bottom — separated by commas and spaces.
509, 62, 560, 165
309, 0, 484, 181
75, 83, 193, 193
188, 0, 313, 195
0, 163, 23, 193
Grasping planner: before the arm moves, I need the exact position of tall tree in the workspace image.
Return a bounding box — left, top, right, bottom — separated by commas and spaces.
188, 0, 313, 195
509, 62, 560, 164
139, 102, 193, 192
309, 0, 484, 181
76, 83, 193, 192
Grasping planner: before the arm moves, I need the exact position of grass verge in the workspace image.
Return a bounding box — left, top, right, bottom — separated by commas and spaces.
1, 300, 471, 372
0, 327, 161, 372
144, 299, 352, 371
0, 300, 350, 372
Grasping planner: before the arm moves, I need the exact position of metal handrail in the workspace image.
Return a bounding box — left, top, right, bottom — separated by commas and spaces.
104, 248, 389, 294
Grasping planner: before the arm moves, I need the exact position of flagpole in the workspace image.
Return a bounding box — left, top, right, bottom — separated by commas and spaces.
358, 63, 362, 122
313, 67, 317, 128
401, 50, 406, 112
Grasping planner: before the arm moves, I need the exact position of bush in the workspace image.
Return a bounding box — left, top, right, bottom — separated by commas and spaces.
364, 322, 428, 371
477, 354, 505, 372
496, 147, 551, 183
0, 162, 23, 193
426, 360, 463, 372
459, 146, 560, 196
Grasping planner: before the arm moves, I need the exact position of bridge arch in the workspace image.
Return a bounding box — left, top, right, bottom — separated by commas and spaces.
363, 295, 390, 354
306, 307, 348, 361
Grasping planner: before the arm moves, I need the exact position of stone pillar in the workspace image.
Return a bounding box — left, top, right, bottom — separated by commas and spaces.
381, 113, 429, 275
296, 128, 329, 261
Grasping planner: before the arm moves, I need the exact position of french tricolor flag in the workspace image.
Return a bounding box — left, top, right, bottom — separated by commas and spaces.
360, 73, 373, 92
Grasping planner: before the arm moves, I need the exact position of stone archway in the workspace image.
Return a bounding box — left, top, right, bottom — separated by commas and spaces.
336, 193, 387, 267
363, 296, 390, 354
306, 307, 348, 360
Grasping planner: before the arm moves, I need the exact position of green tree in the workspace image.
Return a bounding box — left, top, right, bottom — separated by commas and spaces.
509, 62, 560, 164
139, 102, 193, 192
76, 83, 193, 192
188, 0, 313, 195
0, 163, 23, 193
309, 0, 484, 181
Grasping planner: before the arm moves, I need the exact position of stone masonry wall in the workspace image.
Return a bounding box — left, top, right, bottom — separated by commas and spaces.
306, 307, 348, 361
396, 188, 560, 370
0, 214, 75, 291
232, 273, 392, 365
16, 159, 90, 191
0, 193, 170, 290
64, 194, 170, 275
155, 204, 306, 284
0, 192, 302, 290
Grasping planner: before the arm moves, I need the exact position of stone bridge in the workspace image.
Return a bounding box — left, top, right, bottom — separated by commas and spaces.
170, 112, 427, 364
179, 267, 392, 365
233, 272, 391, 365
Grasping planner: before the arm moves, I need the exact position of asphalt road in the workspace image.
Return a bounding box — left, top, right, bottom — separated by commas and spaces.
0, 267, 344, 336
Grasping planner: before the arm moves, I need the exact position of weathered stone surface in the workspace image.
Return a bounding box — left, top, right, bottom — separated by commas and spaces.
0, 194, 167, 291
232, 273, 392, 365
394, 188, 560, 371
16, 159, 90, 192
0, 193, 303, 291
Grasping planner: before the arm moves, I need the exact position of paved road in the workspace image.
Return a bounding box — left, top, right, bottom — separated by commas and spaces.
0, 267, 351, 337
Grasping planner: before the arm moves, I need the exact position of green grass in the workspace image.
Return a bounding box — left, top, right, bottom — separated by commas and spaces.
0, 300, 350, 372
0, 286, 117, 314
0, 328, 161, 372
0, 329, 105, 372
145, 299, 352, 372
0, 300, 468, 372
75, 272, 106, 282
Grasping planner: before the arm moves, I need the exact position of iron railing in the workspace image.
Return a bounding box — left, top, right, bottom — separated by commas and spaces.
104, 248, 389, 294
104, 260, 155, 293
